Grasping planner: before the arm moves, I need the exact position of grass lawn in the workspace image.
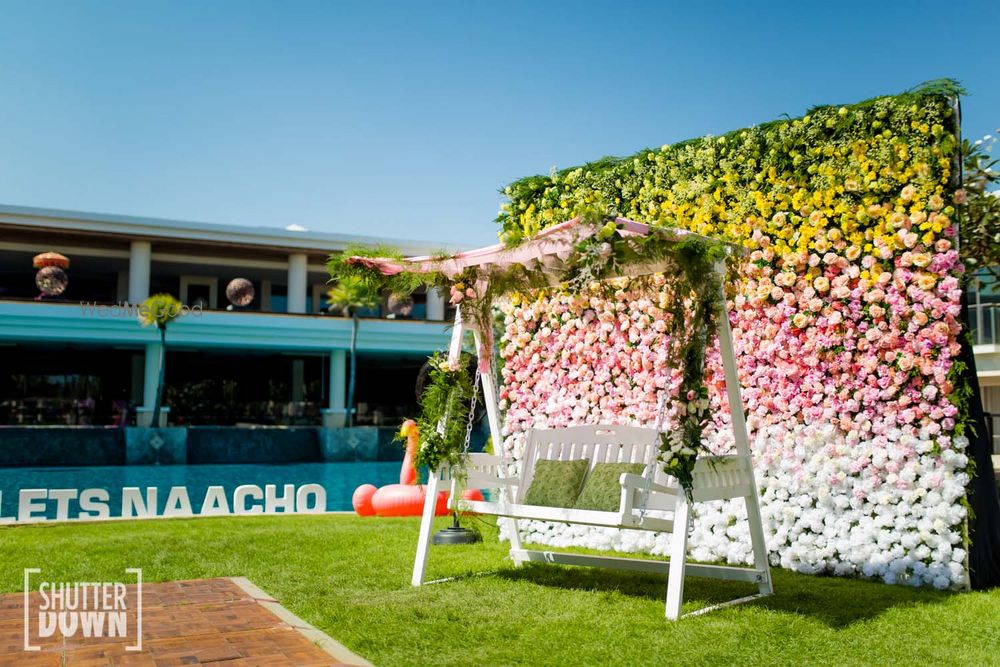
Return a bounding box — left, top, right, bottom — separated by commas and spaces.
0, 515, 997, 666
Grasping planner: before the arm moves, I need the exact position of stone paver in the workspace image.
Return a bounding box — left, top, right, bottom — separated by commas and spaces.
0, 578, 369, 666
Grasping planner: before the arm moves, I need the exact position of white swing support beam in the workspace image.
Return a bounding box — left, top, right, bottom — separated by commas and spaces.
410, 260, 772, 621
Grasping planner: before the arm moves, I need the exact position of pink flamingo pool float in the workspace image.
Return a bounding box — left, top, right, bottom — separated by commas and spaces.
352, 420, 483, 517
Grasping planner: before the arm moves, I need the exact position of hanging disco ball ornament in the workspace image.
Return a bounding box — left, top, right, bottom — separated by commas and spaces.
36, 266, 68, 296
387, 293, 413, 317
225, 278, 255, 306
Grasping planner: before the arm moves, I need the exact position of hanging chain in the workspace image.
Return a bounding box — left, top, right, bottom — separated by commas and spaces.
462, 365, 482, 455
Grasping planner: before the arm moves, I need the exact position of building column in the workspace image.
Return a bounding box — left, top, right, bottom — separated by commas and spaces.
321, 349, 348, 427
143, 342, 159, 409
287, 253, 308, 314
136, 341, 167, 426
128, 240, 151, 304
426, 287, 446, 321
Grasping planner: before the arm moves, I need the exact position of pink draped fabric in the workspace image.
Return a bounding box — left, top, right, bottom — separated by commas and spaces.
345, 217, 741, 277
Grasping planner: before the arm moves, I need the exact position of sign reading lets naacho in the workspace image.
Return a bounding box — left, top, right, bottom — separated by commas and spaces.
3, 483, 326, 523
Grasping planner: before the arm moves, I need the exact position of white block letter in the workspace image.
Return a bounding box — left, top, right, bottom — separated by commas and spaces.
79, 489, 110, 519
48, 489, 78, 521
264, 484, 295, 514
162, 487, 193, 518
296, 484, 325, 513
234, 485, 263, 515
18, 489, 47, 522
122, 488, 157, 518
200, 486, 231, 516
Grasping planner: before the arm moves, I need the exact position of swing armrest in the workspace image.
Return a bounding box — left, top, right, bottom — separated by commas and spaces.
618, 473, 678, 517
619, 473, 675, 495
484, 477, 520, 487
465, 453, 520, 488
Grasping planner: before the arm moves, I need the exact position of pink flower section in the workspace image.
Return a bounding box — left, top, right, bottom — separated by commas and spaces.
498, 229, 970, 589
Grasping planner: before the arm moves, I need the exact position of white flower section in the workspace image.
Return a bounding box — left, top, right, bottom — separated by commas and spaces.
502, 429, 969, 589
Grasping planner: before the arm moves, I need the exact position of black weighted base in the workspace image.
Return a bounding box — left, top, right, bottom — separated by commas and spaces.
432, 525, 482, 545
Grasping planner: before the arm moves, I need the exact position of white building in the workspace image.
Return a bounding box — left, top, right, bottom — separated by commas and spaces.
0, 204, 457, 427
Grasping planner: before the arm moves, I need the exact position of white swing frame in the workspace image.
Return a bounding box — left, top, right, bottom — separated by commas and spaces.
410, 253, 773, 621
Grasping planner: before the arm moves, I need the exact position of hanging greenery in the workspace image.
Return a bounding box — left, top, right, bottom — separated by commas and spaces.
414, 351, 478, 474
656, 239, 727, 499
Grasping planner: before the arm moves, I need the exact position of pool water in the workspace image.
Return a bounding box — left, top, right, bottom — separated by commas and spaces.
0, 461, 403, 522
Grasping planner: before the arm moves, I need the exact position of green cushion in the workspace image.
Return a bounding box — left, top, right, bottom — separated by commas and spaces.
522, 458, 590, 508
574, 462, 646, 512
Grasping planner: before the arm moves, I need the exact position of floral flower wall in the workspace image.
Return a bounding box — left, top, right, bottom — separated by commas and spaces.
495, 90, 972, 588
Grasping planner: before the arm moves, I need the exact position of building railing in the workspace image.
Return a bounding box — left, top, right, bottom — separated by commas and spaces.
0, 296, 445, 323
985, 412, 1000, 456
968, 302, 1000, 346
0, 400, 417, 427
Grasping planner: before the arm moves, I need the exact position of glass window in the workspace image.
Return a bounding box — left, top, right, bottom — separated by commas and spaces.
187, 283, 211, 309
270, 284, 287, 313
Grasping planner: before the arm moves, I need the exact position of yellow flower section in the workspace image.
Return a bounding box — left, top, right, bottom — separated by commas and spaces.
498, 95, 958, 262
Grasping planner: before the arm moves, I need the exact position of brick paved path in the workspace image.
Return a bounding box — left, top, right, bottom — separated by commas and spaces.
0, 577, 366, 666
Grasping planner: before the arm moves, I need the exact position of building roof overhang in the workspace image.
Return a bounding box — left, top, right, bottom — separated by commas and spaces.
0, 204, 464, 256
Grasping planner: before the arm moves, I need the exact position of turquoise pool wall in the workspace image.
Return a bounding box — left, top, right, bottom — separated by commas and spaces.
0, 426, 430, 466
0, 428, 124, 466
189, 427, 321, 463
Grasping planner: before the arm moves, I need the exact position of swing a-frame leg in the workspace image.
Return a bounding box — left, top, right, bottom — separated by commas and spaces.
411, 469, 440, 587
664, 495, 690, 620
412, 307, 524, 586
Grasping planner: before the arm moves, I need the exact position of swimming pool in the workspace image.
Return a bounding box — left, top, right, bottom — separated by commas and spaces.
0, 461, 402, 523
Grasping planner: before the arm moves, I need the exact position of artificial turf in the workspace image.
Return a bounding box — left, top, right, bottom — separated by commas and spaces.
0, 514, 996, 666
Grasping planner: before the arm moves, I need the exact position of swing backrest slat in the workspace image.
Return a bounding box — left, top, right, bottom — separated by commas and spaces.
516, 425, 673, 503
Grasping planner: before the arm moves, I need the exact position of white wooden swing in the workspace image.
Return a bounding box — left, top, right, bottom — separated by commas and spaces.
352, 217, 772, 620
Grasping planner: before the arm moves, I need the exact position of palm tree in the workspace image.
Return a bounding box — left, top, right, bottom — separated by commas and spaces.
327, 277, 378, 426
138, 294, 183, 427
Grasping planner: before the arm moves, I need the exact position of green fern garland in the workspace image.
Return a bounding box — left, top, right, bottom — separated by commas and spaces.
414, 352, 477, 475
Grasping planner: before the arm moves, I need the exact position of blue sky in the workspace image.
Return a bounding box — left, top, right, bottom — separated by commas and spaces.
0, 0, 996, 246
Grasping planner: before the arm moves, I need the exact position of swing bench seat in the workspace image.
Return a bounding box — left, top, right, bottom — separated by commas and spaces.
440, 424, 773, 620
456, 425, 756, 529
459, 454, 753, 532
